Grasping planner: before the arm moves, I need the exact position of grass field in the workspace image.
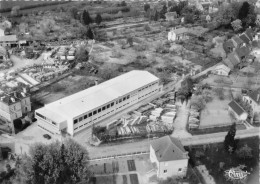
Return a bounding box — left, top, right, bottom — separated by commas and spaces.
200, 89, 232, 128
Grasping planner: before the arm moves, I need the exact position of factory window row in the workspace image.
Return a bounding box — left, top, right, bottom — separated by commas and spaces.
116, 95, 130, 104
74, 109, 116, 131
138, 82, 158, 92
36, 112, 57, 127
138, 89, 158, 99
73, 84, 157, 125
73, 101, 116, 124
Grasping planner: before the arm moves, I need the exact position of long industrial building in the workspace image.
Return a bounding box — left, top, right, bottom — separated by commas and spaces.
35, 70, 162, 136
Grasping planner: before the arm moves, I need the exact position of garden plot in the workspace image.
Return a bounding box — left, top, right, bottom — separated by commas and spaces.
200, 91, 232, 128
93, 42, 138, 65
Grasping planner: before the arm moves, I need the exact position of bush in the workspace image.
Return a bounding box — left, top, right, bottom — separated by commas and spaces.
214, 88, 225, 100
144, 24, 151, 31
50, 83, 65, 93
133, 44, 147, 52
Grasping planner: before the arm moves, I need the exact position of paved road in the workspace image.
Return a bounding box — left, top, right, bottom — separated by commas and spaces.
87, 127, 259, 159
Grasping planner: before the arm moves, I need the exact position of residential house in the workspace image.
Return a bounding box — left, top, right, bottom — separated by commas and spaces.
0, 88, 31, 124
150, 136, 189, 179
223, 45, 250, 69
223, 52, 240, 69
239, 33, 251, 45
213, 63, 230, 76
228, 101, 248, 121
0, 35, 18, 47
165, 12, 177, 22
243, 88, 260, 114
235, 45, 250, 63
168, 27, 189, 42
231, 35, 244, 49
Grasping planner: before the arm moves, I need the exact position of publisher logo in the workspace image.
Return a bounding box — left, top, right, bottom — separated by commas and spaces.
225, 167, 250, 181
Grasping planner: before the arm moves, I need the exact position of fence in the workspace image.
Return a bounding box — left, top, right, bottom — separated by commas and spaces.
89, 151, 149, 162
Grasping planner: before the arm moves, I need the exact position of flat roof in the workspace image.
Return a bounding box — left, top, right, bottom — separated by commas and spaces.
0, 35, 18, 42
36, 70, 159, 121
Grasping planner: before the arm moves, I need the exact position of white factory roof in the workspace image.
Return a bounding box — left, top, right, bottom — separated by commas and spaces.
36, 70, 159, 122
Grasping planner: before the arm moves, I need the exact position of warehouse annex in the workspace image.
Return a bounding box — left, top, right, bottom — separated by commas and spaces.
35, 70, 162, 136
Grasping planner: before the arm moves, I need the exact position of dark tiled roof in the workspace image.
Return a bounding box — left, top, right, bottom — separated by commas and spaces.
245, 28, 254, 41
232, 35, 244, 46
228, 100, 246, 116
223, 58, 234, 69
248, 88, 260, 104
228, 52, 240, 65
235, 46, 250, 58
239, 33, 250, 44
150, 136, 188, 162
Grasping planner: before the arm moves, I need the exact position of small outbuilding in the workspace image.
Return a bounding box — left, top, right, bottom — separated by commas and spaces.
213, 64, 231, 76
228, 101, 248, 121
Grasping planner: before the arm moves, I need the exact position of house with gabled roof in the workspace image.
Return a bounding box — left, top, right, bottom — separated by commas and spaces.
243, 88, 260, 116
231, 35, 244, 48
228, 101, 248, 121
150, 136, 189, 179
239, 33, 251, 45
213, 63, 231, 76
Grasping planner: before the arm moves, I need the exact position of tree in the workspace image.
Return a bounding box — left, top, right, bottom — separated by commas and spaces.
86, 27, 94, 40
224, 123, 237, 154
70, 6, 78, 19
236, 144, 253, 160
160, 5, 167, 19
14, 139, 91, 184
126, 36, 133, 47
144, 3, 150, 12
231, 19, 243, 32
18, 23, 28, 34
238, 2, 250, 21
214, 88, 225, 100
11, 6, 20, 16
75, 45, 89, 62
95, 13, 102, 25
215, 2, 240, 27
190, 95, 206, 111
82, 10, 92, 25
121, 1, 127, 7
154, 10, 159, 21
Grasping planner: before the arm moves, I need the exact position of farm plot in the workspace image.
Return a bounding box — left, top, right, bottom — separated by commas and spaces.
127, 160, 136, 171
130, 174, 139, 184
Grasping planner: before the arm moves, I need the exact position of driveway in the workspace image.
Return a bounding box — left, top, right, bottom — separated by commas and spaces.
171, 100, 192, 139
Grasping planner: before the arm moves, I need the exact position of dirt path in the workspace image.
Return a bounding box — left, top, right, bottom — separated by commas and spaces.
172, 100, 192, 139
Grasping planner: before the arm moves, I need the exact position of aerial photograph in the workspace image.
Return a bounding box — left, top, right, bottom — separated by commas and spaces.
0, 0, 259, 183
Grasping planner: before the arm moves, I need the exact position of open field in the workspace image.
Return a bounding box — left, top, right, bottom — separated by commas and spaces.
200, 99, 231, 128
200, 89, 232, 128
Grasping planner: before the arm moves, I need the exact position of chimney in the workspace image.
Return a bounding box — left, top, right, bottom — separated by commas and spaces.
95, 80, 98, 86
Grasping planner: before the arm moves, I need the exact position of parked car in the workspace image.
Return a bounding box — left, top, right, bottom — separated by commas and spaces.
43, 134, 51, 140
